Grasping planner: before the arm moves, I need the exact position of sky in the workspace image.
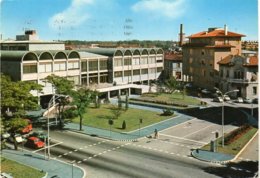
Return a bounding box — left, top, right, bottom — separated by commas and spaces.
0, 0, 258, 41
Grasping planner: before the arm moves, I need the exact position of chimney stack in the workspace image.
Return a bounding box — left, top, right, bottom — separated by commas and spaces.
179, 24, 184, 47
224, 24, 228, 35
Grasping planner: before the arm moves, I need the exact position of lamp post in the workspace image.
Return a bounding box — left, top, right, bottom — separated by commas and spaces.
47, 94, 68, 160
214, 87, 239, 147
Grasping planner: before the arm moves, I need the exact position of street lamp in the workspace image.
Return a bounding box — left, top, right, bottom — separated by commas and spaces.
47, 94, 68, 160
214, 87, 239, 147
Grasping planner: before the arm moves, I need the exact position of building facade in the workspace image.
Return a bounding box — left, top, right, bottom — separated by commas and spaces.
1, 30, 164, 107
164, 51, 183, 81
182, 25, 245, 89
218, 55, 258, 99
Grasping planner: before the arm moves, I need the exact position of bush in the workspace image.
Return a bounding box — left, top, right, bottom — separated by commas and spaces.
122, 120, 126, 129
161, 108, 174, 116
63, 108, 78, 119
224, 124, 252, 145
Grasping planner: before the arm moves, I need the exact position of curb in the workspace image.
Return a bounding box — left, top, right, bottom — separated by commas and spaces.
191, 150, 230, 165
231, 129, 259, 162
67, 129, 139, 142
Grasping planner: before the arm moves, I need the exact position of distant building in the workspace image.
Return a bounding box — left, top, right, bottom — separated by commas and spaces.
164, 51, 183, 81
242, 41, 258, 51
1, 30, 65, 51
182, 25, 245, 89
218, 55, 258, 99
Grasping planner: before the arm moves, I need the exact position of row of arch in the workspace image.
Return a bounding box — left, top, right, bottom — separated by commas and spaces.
19, 48, 164, 61
22, 50, 80, 62
114, 48, 164, 56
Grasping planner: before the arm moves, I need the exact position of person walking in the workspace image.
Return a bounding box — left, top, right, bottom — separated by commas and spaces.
154, 129, 158, 139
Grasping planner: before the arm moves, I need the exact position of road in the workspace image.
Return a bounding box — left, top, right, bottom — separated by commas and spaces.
24, 114, 258, 178
33, 130, 221, 178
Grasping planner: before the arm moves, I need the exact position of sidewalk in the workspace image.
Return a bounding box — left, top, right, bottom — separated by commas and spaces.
1, 148, 85, 178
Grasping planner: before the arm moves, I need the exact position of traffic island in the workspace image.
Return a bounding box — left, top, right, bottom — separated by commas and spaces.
191, 149, 234, 164
191, 126, 258, 164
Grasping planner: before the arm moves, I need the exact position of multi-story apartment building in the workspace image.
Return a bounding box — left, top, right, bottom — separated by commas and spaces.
1, 30, 164, 107
182, 25, 245, 89
218, 55, 258, 99
164, 51, 183, 81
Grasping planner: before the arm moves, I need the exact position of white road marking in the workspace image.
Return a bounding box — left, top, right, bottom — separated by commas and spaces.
160, 118, 197, 133
32, 141, 63, 153
63, 153, 68, 155
160, 133, 207, 145
183, 124, 215, 138
74, 149, 78, 152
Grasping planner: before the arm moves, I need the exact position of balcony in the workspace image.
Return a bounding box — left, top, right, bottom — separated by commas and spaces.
228, 78, 258, 84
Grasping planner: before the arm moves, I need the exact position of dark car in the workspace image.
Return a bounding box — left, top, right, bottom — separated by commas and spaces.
25, 136, 45, 149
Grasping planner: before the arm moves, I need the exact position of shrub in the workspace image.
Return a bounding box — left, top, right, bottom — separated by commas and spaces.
224, 124, 252, 145
162, 108, 174, 116
122, 120, 126, 129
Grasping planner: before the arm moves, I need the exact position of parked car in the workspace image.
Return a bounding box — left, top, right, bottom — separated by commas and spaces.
243, 98, 253, 104
25, 136, 45, 149
1, 133, 10, 140
20, 119, 33, 134
8, 134, 25, 143
234, 97, 243, 103
30, 131, 49, 142
201, 89, 211, 94
252, 98, 258, 104
213, 97, 223, 102
223, 95, 231, 101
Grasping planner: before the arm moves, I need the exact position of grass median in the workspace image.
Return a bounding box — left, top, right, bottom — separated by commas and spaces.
201, 126, 258, 155
1, 157, 46, 178
71, 104, 175, 132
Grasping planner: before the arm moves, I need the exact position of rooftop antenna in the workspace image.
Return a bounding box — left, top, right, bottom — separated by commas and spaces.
55, 19, 65, 41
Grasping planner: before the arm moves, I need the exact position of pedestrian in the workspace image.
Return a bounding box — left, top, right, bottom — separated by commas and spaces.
154, 129, 158, 139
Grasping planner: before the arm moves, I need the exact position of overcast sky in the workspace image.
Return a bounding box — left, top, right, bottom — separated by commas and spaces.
1, 0, 258, 41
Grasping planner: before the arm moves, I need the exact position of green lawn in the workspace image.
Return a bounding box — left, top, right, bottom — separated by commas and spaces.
71, 104, 174, 132
1, 157, 46, 178
137, 92, 201, 106
201, 127, 258, 155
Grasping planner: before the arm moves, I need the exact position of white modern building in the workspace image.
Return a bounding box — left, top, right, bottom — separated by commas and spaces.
0, 30, 164, 107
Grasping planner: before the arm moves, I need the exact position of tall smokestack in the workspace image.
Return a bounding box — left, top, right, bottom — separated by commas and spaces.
179, 24, 184, 47
224, 24, 228, 35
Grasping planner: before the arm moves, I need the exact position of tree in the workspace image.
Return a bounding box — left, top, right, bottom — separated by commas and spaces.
1, 74, 42, 117
110, 105, 124, 120
70, 88, 93, 131
117, 94, 122, 109
164, 77, 179, 94
1, 74, 42, 150
91, 90, 100, 108
44, 74, 74, 129
125, 94, 129, 110
5, 118, 28, 150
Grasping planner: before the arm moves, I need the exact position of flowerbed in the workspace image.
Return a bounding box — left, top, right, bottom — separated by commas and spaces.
224, 124, 252, 145
130, 98, 188, 107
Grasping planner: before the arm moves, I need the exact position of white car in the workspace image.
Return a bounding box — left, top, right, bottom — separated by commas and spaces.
8, 134, 26, 143
234, 97, 243, 103
201, 89, 211, 94
243, 98, 253, 104
213, 97, 224, 102
223, 95, 231, 101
